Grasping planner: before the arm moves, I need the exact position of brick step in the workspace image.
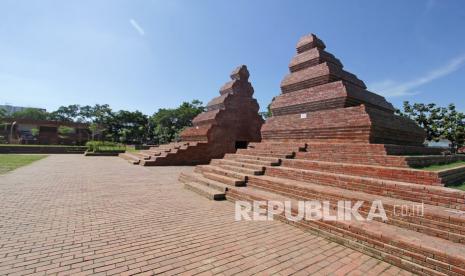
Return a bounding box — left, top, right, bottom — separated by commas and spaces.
223, 156, 278, 167
304, 142, 445, 156
247, 142, 307, 151
296, 152, 410, 167
211, 159, 265, 171
179, 172, 232, 192
438, 166, 465, 185
158, 143, 185, 149
140, 153, 170, 166
199, 171, 246, 186
132, 152, 153, 160
195, 165, 248, 181
231, 158, 280, 166
265, 166, 465, 210
281, 159, 442, 185
132, 140, 216, 166
296, 152, 465, 168
236, 149, 295, 158
183, 182, 226, 201
146, 143, 186, 152
226, 186, 465, 276
247, 175, 465, 243
224, 153, 280, 164
214, 163, 264, 176
142, 149, 164, 156
118, 153, 141, 165
147, 146, 172, 151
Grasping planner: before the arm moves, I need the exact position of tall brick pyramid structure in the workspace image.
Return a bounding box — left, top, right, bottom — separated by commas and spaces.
120, 65, 263, 166
181, 34, 465, 275
262, 34, 426, 145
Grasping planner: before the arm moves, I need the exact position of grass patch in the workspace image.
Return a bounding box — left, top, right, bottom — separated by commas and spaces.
0, 154, 47, 174
125, 147, 140, 153
417, 161, 465, 171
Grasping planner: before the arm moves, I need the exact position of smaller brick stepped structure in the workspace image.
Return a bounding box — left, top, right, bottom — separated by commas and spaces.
120, 65, 263, 166
181, 34, 465, 275
119, 141, 209, 165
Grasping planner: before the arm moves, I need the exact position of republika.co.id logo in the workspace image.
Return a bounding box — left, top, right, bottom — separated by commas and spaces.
235, 200, 424, 222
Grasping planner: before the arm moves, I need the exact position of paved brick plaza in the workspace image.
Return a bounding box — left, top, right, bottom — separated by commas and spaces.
0, 155, 412, 276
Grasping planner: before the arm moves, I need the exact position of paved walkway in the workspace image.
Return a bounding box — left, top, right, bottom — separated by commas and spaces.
0, 155, 412, 276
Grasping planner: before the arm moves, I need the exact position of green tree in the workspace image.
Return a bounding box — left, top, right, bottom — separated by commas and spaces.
30, 128, 40, 137
107, 110, 148, 144
150, 100, 204, 144
49, 105, 80, 122
397, 101, 465, 152
259, 103, 273, 119
58, 126, 75, 135
78, 104, 114, 140
12, 108, 49, 120
78, 105, 94, 122
0, 108, 6, 121
439, 104, 465, 152
397, 102, 443, 141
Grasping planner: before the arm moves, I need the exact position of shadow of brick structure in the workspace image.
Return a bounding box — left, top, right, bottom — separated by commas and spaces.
120, 65, 263, 166
181, 34, 465, 275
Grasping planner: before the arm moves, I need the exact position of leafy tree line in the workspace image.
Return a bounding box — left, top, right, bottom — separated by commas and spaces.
397, 101, 465, 152
3, 100, 463, 150
3, 100, 204, 145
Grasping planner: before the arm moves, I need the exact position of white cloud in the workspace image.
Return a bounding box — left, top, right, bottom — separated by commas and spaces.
129, 19, 145, 36
369, 54, 465, 98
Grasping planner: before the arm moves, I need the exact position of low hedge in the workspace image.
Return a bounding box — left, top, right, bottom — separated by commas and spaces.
85, 141, 126, 153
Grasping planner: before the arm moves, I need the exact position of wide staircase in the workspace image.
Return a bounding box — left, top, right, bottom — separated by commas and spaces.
180, 142, 305, 200
119, 141, 209, 166
180, 141, 465, 276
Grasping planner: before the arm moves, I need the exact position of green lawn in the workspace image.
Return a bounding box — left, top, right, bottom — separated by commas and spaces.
0, 154, 47, 175
418, 160, 465, 171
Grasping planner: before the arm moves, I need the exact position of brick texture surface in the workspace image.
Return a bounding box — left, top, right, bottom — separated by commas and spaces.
0, 155, 410, 276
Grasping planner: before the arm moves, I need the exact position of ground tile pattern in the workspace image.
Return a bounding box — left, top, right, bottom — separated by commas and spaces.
0, 155, 411, 275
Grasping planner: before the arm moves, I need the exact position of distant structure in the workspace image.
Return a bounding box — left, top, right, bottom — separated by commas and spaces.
181, 34, 465, 275
0, 105, 46, 116
426, 139, 451, 148
120, 65, 264, 165
1, 118, 90, 145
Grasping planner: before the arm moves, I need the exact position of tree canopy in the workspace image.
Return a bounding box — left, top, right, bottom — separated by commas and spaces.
11, 108, 48, 121
3, 101, 204, 145
397, 101, 465, 151
0, 108, 6, 121
2, 100, 463, 150
150, 100, 204, 144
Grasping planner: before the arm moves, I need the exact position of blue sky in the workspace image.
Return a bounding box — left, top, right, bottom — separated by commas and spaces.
1, 0, 464, 115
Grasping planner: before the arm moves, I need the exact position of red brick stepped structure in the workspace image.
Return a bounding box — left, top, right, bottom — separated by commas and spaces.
120, 141, 209, 165
180, 141, 305, 199
181, 34, 465, 275
298, 142, 463, 168
119, 65, 263, 166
